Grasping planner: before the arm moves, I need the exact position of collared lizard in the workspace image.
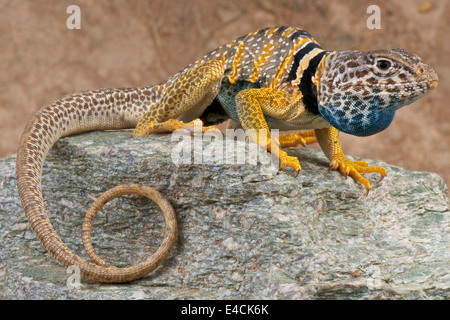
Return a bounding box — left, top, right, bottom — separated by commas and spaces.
16, 26, 438, 283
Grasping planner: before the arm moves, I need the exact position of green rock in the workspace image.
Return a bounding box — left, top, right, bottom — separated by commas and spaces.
1, 131, 448, 299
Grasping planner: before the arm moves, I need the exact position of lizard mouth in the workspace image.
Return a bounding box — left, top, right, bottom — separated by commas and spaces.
341, 79, 438, 92
430, 79, 438, 89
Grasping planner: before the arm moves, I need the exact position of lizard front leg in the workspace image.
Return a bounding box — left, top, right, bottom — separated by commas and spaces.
133, 60, 224, 137
315, 126, 386, 194
235, 88, 304, 173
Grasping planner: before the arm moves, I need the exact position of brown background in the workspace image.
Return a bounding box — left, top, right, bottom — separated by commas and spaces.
1, 0, 449, 194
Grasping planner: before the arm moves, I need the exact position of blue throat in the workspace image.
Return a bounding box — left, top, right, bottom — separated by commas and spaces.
318, 98, 397, 137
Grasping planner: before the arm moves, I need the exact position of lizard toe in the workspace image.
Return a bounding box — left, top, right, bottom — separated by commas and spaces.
329, 155, 386, 193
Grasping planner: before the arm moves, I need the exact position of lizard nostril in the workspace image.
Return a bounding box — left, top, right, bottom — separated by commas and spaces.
418, 67, 424, 74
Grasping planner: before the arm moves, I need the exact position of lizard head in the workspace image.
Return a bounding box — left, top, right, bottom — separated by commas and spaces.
316, 49, 438, 136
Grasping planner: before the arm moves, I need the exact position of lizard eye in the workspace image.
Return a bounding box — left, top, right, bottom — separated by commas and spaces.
376, 59, 392, 70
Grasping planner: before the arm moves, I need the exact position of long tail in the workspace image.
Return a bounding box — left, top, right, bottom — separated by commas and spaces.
16, 86, 176, 283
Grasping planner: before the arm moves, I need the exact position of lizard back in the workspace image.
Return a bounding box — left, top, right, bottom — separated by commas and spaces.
183, 26, 331, 128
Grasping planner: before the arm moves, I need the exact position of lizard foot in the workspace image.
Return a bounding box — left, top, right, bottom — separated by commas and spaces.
279, 150, 302, 177
329, 156, 386, 195
279, 130, 318, 148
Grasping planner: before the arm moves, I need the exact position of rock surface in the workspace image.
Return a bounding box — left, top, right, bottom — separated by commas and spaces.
0, 131, 448, 299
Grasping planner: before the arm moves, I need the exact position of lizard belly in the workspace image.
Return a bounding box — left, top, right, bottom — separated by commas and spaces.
216, 79, 261, 124
265, 114, 330, 131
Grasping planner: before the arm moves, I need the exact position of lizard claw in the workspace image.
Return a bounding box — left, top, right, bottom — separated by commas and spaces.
329, 157, 386, 194
279, 130, 318, 148
279, 151, 302, 176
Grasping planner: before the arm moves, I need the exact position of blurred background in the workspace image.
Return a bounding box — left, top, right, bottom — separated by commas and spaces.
1, 0, 448, 194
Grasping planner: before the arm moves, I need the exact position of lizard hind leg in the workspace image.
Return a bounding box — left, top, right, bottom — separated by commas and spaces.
279, 130, 318, 148
133, 60, 225, 137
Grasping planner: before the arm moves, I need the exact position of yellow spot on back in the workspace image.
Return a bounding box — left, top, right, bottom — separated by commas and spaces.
219, 55, 227, 66
282, 28, 296, 37
270, 37, 312, 88
228, 41, 245, 83
249, 43, 274, 82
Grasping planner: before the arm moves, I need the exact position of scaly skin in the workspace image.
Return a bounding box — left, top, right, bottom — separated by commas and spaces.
16, 26, 438, 283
